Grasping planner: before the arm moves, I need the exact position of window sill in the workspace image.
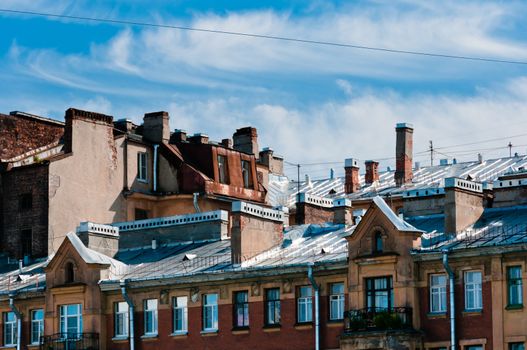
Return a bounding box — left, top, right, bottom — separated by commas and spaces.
0, 346, 16, 350
232, 327, 250, 335
506, 304, 524, 311
140, 334, 158, 341
112, 336, 129, 342
263, 324, 281, 332
427, 312, 447, 319
327, 320, 344, 328
294, 323, 313, 330
27, 345, 40, 349
462, 309, 482, 316
201, 330, 218, 336
170, 331, 188, 338
136, 178, 149, 184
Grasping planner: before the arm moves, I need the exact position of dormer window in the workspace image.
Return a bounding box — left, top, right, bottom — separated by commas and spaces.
218, 155, 229, 184
373, 231, 383, 253
241, 160, 252, 189
65, 262, 75, 284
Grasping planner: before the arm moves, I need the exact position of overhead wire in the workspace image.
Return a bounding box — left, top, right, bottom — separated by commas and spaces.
2, 8, 527, 66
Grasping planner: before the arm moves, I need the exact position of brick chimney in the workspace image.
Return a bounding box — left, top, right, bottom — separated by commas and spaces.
188, 133, 209, 144
365, 160, 379, 185
170, 129, 187, 143
143, 111, 170, 144
333, 198, 353, 225
231, 202, 284, 264
221, 138, 232, 148
76, 222, 119, 258
344, 158, 360, 194
295, 193, 335, 225
444, 178, 484, 234
233, 127, 258, 155
64, 108, 114, 153
395, 123, 413, 187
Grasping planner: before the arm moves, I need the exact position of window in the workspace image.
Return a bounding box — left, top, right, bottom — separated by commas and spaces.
21, 229, 32, 257
203, 293, 218, 331
134, 208, 149, 220
430, 274, 447, 313
373, 231, 383, 253
65, 262, 75, 283
173, 296, 188, 334
217, 155, 229, 184
329, 283, 345, 320
233, 291, 249, 328
114, 302, 129, 338
510, 343, 525, 350
297, 286, 312, 323
31, 309, 44, 345
366, 276, 393, 311
137, 152, 148, 182
464, 271, 482, 310
59, 304, 82, 338
507, 266, 523, 306
466, 346, 483, 350
3, 312, 17, 347
241, 160, 252, 189
19, 193, 32, 211
144, 299, 158, 336
265, 288, 280, 326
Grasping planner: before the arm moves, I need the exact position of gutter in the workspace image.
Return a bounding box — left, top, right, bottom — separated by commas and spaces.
307, 263, 320, 350
153, 144, 159, 192
120, 281, 135, 350
8, 293, 21, 350
442, 250, 456, 350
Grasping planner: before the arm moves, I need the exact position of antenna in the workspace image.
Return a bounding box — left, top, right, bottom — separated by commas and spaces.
508, 142, 513, 157
429, 140, 434, 166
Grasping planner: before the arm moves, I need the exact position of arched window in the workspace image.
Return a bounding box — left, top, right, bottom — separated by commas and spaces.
65, 262, 75, 283
373, 231, 383, 253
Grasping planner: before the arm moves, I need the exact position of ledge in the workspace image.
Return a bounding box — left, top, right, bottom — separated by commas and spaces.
294, 323, 313, 330
462, 310, 483, 316
327, 321, 344, 328
506, 304, 524, 311
170, 332, 188, 339
232, 328, 250, 335
263, 325, 281, 332
427, 312, 447, 319
201, 330, 219, 336
112, 336, 129, 342
140, 334, 158, 341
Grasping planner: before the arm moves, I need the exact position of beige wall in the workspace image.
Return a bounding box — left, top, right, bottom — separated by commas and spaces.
126, 141, 152, 193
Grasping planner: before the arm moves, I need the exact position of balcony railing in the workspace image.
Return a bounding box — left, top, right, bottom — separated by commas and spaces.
344, 307, 413, 332
40, 333, 99, 350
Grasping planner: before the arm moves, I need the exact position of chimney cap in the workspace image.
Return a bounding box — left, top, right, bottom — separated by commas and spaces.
345, 158, 359, 168
396, 122, 413, 129
365, 160, 379, 164
262, 147, 273, 152
144, 111, 169, 118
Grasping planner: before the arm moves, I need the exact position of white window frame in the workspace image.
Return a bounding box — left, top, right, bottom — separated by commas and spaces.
297, 286, 313, 323
241, 160, 251, 189
265, 288, 281, 326
464, 271, 483, 310
217, 155, 228, 184
3, 312, 17, 347
114, 302, 129, 338
137, 152, 148, 182
31, 309, 44, 345
59, 304, 82, 338
329, 283, 345, 320
202, 293, 218, 332
173, 296, 188, 334
143, 299, 158, 336
430, 274, 447, 313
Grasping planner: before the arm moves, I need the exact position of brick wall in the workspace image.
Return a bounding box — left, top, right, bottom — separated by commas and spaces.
295, 202, 334, 225
1, 163, 49, 258
0, 113, 63, 160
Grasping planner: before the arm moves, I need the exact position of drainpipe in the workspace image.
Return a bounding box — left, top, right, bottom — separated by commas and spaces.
307, 263, 320, 350
120, 281, 135, 350
153, 144, 159, 192
442, 250, 456, 350
9, 293, 21, 350
193, 192, 201, 213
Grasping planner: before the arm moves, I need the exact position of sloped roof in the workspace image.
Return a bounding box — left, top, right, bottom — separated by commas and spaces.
372, 196, 422, 233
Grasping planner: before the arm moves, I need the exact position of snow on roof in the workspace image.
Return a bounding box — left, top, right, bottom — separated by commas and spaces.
372, 196, 422, 233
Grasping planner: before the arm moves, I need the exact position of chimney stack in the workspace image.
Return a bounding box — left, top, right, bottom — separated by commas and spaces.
365, 160, 379, 185
188, 133, 209, 144
170, 129, 187, 143
143, 111, 170, 144
221, 138, 233, 148
333, 198, 353, 225
76, 222, 120, 258
233, 127, 258, 155
395, 123, 413, 187
344, 158, 360, 194
444, 178, 484, 234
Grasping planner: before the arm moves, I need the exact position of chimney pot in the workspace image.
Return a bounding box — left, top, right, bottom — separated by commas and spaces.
344, 158, 360, 193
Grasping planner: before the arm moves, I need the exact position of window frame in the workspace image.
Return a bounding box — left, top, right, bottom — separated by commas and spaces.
137, 152, 148, 183
233, 291, 250, 328
3, 312, 17, 347
507, 266, 523, 307
202, 293, 219, 332
464, 270, 483, 311
217, 155, 229, 184
59, 304, 82, 338
365, 276, 393, 311
329, 282, 345, 321
509, 342, 525, 350
241, 160, 253, 189
430, 274, 447, 313
264, 288, 281, 326
373, 231, 383, 253
173, 296, 188, 334
31, 309, 44, 345
297, 286, 313, 323
143, 299, 158, 336
114, 302, 129, 338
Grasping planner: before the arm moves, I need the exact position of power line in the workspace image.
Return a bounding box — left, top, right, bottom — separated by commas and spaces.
3, 8, 527, 66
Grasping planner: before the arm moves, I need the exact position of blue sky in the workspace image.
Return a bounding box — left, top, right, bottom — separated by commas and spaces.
2, 0, 527, 179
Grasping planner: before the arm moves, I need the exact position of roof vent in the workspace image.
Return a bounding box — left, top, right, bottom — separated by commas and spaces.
440, 159, 448, 166
477, 153, 483, 164
183, 254, 197, 261
415, 161, 421, 170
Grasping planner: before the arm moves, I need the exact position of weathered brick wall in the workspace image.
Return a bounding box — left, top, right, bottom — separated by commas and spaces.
295, 202, 334, 225
0, 113, 63, 160
1, 163, 49, 258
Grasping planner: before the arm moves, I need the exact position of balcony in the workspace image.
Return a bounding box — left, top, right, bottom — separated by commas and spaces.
40, 333, 99, 350
344, 307, 413, 332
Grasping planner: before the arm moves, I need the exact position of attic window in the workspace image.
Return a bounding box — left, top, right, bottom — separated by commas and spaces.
373, 231, 383, 253
65, 262, 75, 283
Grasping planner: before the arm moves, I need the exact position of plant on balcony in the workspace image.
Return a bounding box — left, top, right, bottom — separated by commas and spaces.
373, 311, 403, 330
348, 315, 368, 331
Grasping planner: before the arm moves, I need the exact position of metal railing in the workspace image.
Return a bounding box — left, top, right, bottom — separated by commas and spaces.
40, 333, 99, 350
344, 307, 413, 332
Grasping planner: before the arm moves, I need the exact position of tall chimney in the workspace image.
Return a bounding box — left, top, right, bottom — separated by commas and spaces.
365, 160, 379, 185
395, 123, 413, 187
143, 111, 170, 144
444, 178, 484, 234
233, 127, 258, 155
344, 158, 360, 194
